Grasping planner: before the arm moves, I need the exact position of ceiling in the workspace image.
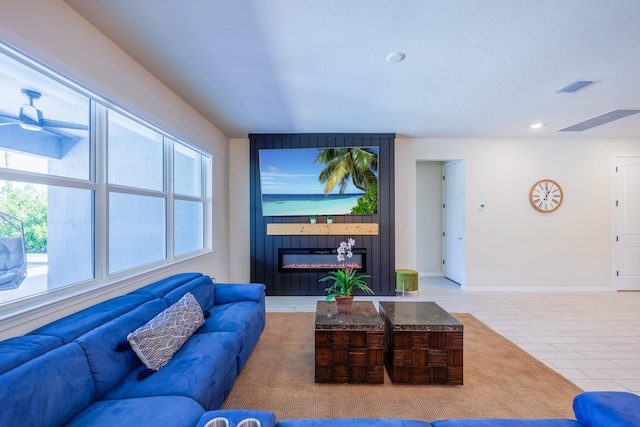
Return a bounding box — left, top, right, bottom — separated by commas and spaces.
63, 0, 640, 139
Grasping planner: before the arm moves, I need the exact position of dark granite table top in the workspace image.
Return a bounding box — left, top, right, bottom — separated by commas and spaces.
379, 301, 463, 332
315, 300, 384, 331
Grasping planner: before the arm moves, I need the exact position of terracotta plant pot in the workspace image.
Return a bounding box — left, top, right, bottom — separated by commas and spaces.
335, 295, 354, 314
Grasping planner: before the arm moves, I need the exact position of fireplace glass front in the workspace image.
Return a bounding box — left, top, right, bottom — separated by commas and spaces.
279, 248, 366, 273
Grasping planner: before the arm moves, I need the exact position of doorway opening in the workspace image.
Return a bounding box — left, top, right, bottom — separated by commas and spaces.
416, 160, 465, 288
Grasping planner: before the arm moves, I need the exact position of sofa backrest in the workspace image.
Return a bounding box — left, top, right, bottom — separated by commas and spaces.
74, 299, 169, 400
163, 275, 216, 310
29, 293, 154, 343
0, 342, 95, 427
0, 334, 63, 375
130, 272, 204, 298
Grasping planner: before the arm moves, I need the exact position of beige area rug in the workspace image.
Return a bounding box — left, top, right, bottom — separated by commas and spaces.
222, 312, 583, 421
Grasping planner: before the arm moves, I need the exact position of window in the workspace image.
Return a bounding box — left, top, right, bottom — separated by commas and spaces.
174, 143, 203, 197
108, 110, 164, 191
173, 143, 207, 257
0, 42, 212, 309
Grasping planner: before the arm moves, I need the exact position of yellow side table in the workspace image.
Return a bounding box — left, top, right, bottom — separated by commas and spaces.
395, 269, 419, 296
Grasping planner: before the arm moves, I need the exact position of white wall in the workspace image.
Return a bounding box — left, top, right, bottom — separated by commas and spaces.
396, 138, 640, 291
229, 138, 251, 282
0, 1, 231, 338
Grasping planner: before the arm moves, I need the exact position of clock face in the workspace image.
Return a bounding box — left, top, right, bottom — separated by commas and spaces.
530, 179, 563, 213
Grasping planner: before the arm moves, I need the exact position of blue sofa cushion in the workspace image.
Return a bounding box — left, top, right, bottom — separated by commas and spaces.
103, 331, 242, 410
197, 300, 264, 371
198, 301, 261, 337
0, 343, 95, 427
573, 391, 640, 427
128, 292, 205, 371
74, 299, 168, 400
0, 334, 62, 374
28, 294, 153, 343
431, 420, 583, 426
162, 275, 216, 310
66, 396, 205, 427
276, 419, 433, 427
130, 272, 204, 298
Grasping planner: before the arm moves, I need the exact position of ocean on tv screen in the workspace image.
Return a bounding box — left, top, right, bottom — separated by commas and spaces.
261, 193, 362, 216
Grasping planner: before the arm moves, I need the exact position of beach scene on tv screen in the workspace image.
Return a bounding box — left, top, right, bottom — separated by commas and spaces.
259, 146, 378, 216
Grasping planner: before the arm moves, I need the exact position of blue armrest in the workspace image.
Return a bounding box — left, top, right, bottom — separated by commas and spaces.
214, 283, 266, 305
573, 391, 640, 427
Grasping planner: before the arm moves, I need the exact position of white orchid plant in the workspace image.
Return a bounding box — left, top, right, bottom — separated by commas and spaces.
320, 238, 374, 300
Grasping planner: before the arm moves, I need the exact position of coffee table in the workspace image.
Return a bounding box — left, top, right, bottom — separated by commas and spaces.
314, 300, 384, 383
379, 301, 463, 385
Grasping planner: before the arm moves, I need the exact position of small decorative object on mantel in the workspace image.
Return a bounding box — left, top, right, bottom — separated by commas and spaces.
326, 215, 333, 224
320, 238, 373, 313
309, 215, 317, 224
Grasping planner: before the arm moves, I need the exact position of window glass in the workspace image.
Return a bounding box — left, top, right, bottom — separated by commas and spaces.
174, 199, 204, 256
0, 180, 94, 304
174, 143, 202, 197
108, 111, 164, 191
108, 192, 166, 274
0, 51, 90, 180
0, 43, 211, 310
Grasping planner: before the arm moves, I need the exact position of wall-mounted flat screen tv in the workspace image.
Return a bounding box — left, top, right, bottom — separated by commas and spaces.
259, 146, 378, 216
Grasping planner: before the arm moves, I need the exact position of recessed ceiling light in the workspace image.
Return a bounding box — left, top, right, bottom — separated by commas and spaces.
386, 52, 405, 63
530, 123, 545, 129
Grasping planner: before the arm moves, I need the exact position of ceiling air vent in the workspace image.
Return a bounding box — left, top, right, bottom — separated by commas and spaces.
556, 80, 599, 93
558, 109, 640, 132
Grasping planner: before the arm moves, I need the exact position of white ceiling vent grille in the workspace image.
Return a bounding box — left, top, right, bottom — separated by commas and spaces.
558, 109, 640, 132
556, 80, 599, 93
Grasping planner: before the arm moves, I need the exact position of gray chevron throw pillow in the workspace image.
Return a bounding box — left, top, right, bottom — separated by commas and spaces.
127, 292, 205, 371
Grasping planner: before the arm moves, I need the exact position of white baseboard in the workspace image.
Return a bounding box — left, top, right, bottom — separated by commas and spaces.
462, 286, 616, 292
418, 272, 443, 277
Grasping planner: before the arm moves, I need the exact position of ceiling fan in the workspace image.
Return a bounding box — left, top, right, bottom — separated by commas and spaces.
0, 89, 88, 139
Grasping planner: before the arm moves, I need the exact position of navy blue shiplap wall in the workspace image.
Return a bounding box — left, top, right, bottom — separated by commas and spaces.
250, 133, 395, 296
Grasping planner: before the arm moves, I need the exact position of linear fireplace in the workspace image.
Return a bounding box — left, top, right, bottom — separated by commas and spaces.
279, 248, 366, 273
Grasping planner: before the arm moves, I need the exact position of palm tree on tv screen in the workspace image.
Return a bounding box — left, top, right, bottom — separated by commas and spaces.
315, 147, 378, 195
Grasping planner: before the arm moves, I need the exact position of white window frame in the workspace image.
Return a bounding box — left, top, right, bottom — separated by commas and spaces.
0, 41, 213, 332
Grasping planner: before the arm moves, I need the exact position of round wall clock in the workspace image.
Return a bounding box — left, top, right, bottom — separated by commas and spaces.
529, 179, 563, 213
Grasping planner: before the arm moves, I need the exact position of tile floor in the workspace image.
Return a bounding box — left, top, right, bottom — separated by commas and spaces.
265, 276, 640, 394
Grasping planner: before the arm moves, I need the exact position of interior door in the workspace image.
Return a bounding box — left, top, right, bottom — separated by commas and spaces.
614, 156, 640, 291
443, 161, 465, 286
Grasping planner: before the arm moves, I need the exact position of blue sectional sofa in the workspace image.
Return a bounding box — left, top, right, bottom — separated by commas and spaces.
2, 272, 639, 427
199, 391, 639, 426
0, 272, 266, 427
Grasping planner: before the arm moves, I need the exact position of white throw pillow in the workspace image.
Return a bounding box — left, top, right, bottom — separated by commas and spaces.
127, 292, 205, 371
